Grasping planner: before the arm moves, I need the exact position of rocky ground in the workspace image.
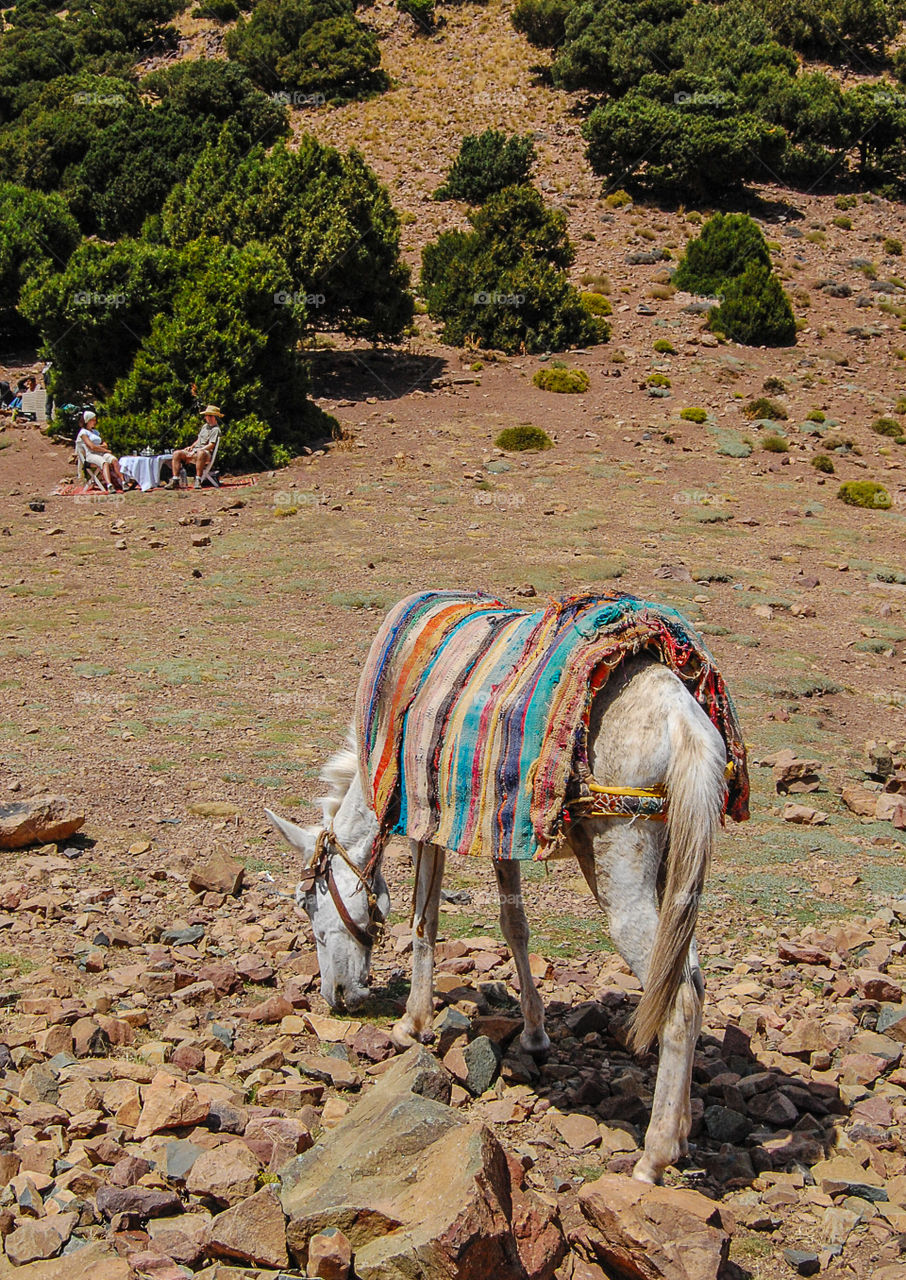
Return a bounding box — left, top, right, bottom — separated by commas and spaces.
0, 808, 905, 1280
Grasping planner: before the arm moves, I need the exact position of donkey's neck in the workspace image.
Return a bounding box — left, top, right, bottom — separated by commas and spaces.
331, 772, 379, 868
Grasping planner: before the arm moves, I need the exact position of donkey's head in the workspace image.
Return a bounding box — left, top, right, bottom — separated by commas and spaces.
266, 741, 388, 1011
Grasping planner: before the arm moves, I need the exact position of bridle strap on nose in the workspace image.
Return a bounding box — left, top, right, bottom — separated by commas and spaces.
313, 828, 381, 949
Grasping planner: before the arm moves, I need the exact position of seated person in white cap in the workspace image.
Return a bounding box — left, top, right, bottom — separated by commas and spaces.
167, 405, 222, 489
75, 411, 129, 491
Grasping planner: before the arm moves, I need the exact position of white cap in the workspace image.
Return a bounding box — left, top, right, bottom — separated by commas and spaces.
84, 410, 96, 422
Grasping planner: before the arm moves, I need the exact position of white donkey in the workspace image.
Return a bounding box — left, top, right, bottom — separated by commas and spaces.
267, 650, 730, 1185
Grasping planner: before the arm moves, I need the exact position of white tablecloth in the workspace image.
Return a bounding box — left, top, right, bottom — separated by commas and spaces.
120, 453, 173, 492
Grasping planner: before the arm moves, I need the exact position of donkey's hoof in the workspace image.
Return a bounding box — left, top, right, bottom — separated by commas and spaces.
391, 1020, 419, 1049
631, 1155, 662, 1185
520, 1028, 551, 1061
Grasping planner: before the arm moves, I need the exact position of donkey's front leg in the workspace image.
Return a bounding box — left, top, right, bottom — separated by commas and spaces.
634, 965, 704, 1184
392, 841, 445, 1048
494, 860, 550, 1058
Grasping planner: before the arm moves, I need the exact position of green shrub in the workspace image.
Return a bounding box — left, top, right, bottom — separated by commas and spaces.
762, 432, 789, 452
647, 372, 671, 387
743, 397, 787, 420
193, 0, 240, 16
884, 237, 903, 255
604, 189, 632, 208
511, 0, 571, 47
812, 453, 834, 472
838, 481, 891, 509
583, 95, 785, 200
581, 291, 612, 316
762, 376, 786, 394
225, 0, 387, 101
22, 238, 179, 400
806, 408, 825, 422
833, 215, 852, 229
99, 237, 335, 467
0, 183, 80, 339
709, 263, 796, 347
421, 185, 608, 354
532, 366, 589, 393
653, 338, 676, 353
680, 406, 707, 423
495, 425, 553, 451
0, 64, 288, 238
835, 194, 858, 209
872, 416, 902, 437
162, 127, 413, 343
398, 0, 435, 30
673, 213, 771, 298
435, 131, 535, 203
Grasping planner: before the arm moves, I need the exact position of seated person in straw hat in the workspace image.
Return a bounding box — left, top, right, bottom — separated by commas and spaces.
75, 411, 129, 491
167, 405, 222, 489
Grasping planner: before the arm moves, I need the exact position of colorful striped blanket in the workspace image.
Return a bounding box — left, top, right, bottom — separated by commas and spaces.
356, 590, 749, 861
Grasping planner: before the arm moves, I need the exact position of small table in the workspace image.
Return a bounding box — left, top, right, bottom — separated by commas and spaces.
120, 453, 173, 492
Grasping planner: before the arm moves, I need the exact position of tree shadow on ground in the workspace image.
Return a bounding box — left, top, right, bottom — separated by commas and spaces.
307, 349, 448, 404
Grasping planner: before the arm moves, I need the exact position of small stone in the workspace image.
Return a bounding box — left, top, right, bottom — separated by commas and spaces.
96, 1184, 183, 1219
463, 1035, 500, 1096
188, 850, 244, 896
307, 1226, 353, 1280
4, 1218, 71, 1265
746, 1090, 798, 1126
877, 1004, 906, 1042
782, 803, 828, 825
783, 1248, 820, 1276
303, 1012, 360, 1042
350, 1024, 395, 1062
552, 1111, 601, 1150
163, 1138, 204, 1182
241, 994, 293, 1024
855, 969, 903, 1002
0, 795, 85, 849
134, 1071, 210, 1139
160, 922, 205, 946
185, 1141, 261, 1206
703, 1104, 749, 1144
207, 1185, 288, 1270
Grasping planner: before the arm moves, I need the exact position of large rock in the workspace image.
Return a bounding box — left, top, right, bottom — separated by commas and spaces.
207, 1185, 288, 1269
134, 1071, 210, 1139
186, 1142, 261, 1206
0, 1242, 130, 1280
0, 796, 84, 850
280, 1046, 564, 1280
189, 851, 244, 897
579, 1175, 732, 1280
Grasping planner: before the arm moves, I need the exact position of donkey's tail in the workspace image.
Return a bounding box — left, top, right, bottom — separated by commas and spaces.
629, 701, 727, 1053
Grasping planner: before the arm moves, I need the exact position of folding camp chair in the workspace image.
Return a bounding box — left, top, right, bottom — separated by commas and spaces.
75, 435, 106, 492
198, 434, 220, 487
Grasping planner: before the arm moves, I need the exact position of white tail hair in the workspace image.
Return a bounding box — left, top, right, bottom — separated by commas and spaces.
629, 708, 727, 1052
317, 726, 359, 825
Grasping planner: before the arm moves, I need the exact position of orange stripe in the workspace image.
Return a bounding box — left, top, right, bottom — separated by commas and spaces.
371, 601, 480, 811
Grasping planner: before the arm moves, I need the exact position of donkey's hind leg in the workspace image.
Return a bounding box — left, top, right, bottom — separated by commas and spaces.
573, 823, 701, 1184
634, 959, 703, 1183
494, 859, 550, 1058
392, 840, 445, 1049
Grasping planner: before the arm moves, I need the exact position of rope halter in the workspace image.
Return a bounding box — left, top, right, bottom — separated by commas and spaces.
298, 827, 384, 950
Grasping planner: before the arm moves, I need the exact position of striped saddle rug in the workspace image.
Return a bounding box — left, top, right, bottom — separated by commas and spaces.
356, 590, 749, 861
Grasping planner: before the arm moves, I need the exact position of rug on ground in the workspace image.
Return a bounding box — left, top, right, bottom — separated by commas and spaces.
356, 590, 750, 861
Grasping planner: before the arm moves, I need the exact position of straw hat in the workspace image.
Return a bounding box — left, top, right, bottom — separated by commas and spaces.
201, 405, 223, 419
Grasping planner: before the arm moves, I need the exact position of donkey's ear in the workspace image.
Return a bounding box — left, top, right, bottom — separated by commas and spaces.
265, 808, 318, 865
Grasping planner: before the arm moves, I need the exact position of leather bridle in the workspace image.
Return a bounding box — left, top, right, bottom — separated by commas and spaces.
298, 828, 384, 950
